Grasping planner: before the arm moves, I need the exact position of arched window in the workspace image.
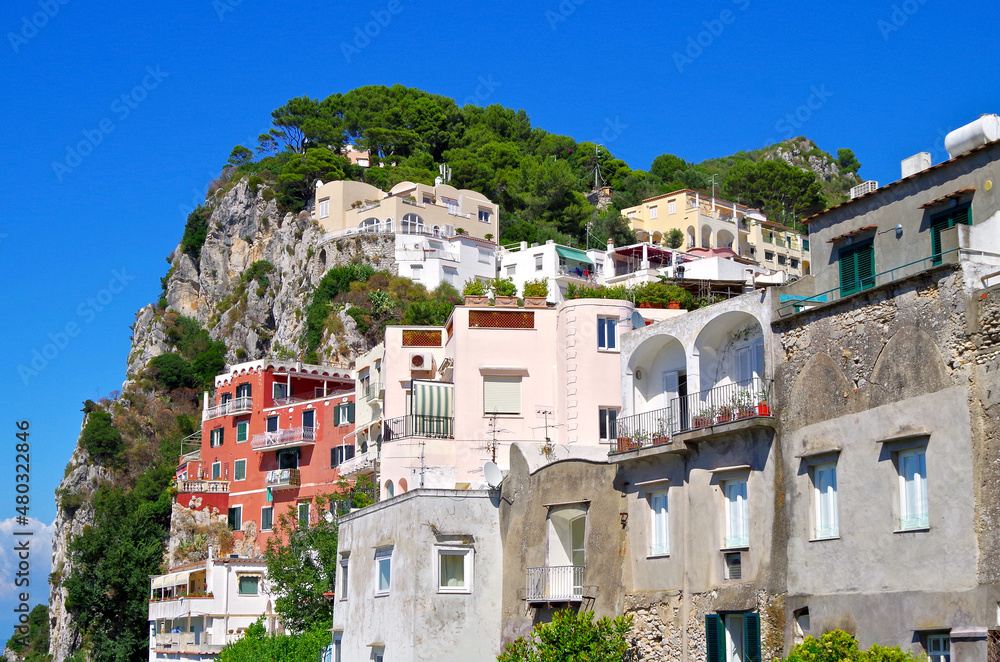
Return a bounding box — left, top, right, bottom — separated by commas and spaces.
398, 478, 408, 493
385, 480, 394, 498
360, 217, 381, 233
401, 213, 424, 235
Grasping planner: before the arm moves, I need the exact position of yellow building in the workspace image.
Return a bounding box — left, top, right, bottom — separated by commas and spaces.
620, 189, 809, 278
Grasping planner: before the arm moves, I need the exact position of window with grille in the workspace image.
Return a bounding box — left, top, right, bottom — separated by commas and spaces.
402, 330, 443, 347
469, 311, 534, 329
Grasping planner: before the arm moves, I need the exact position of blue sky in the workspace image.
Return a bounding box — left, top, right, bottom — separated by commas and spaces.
1, 0, 998, 634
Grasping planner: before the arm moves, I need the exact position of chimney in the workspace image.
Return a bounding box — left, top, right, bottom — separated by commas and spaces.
900, 153, 931, 179
607, 238, 614, 252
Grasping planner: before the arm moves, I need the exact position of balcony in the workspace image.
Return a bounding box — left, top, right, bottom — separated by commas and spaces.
363, 381, 383, 402
265, 468, 301, 490
203, 396, 253, 421
251, 427, 316, 452
339, 450, 377, 478
555, 264, 595, 282
525, 566, 585, 602
152, 631, 225, 654
383, 415, 454, 440
612, 378, 773, 453
177, 480, 229, 494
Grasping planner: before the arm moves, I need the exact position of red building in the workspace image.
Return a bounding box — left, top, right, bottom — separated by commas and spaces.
176, 360, 356, 551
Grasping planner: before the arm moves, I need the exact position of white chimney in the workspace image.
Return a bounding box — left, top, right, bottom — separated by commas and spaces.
900, 153, 931, 179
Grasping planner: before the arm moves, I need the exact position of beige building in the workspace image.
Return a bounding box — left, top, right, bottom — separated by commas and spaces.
621, 189, 809, 279
313, 179, 499, 241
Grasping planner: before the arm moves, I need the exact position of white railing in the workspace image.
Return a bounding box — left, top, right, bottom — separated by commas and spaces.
251, 427, 316, 451
448, 210, 471, 219
356, 200, 381, 213
423, 249, 460, 262
339, 450, 376, 477
177, 480, 229, 494
525, 565, 585, 601
204, 396, 253, 420
265, 468, 301, 489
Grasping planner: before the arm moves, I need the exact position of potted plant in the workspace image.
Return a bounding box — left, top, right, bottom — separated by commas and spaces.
490, 276, 518, 307
523, 279, 549, 307
652, 418, 670, 445
756, 386, 770, 416
693, 406, 715, 428
462, 278, 489, 306
731, 388, 755, 419
716, 403, 734, 424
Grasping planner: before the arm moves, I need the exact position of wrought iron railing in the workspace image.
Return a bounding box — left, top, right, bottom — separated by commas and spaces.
383, 415, 454, 440
525, 565, 585, 601
251, 426, 316, 450
612, 378, 773, 452
204, 396, 253, 420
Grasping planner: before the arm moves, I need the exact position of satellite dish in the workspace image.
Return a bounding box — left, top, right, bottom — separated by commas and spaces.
324, 511, 334, 523
630, 311, 645, 330
483, 461, 503, 488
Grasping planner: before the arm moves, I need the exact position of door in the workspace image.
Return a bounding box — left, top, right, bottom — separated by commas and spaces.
302, 409, 314, 431
662, 370, 680, 435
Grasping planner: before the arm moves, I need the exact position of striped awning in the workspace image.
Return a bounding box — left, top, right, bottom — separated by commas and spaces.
555, 246, 594, 265
411, 381, 454, 418
152, 571, 190, 590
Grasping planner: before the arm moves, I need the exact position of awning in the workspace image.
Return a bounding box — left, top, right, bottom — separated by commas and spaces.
555, 246, 594, 265
411, 381, 454, 418
826, 225, 878, 243
917, 187, 975, 209
152, 571, 190, 590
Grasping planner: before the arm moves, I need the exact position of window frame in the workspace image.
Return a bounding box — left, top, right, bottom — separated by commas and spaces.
375, 548, 393, 596
227, 505, 242, 531
649, 490, 670, 557
535, 254, 543, 271
318, 198, 330, 219
483, 375, 522, 416
597, 316, 618, 351
598, 407, 618, 442
478, 208, 491, 223
436, 546, 474, 594
925, 633, 950, 662
897, 447, 929, 531
723, 478, 749, 549
649, 205, 658, 219
236, 420, 248, 443
210, 427, 224, 448
237, 575, 260, 595
211, 461, 222, 480
234, 458, 247, 482
839, 239, 875, 296
811, 462, 838, 540
297, 502, 310, 529
261, 506, 273, 531
339, 554, 349, 600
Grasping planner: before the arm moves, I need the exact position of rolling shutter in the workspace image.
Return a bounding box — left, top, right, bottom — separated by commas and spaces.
484, 376, 520, 415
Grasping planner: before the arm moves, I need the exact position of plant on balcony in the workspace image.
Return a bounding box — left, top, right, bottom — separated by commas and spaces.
490, 276, 519, 307
455, 227, 468, 235
693, 405, 716, 428
523, 279, 548, 307
730, 388, 756, 419
462, 278, 489, 306
652, 418, 670, 445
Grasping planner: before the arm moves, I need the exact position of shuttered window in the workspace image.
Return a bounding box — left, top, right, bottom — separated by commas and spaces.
483, 376, 521, 415
839, 240, 875, 296
234, 459, 246, 481
705, 615, 722, 662
930, 204, 970, 265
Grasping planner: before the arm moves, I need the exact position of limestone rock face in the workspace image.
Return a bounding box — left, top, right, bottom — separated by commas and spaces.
48, 430, 114, 662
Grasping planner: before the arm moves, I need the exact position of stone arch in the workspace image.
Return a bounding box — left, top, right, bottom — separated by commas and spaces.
868, 326, 950, 408
784, 353, 854, 428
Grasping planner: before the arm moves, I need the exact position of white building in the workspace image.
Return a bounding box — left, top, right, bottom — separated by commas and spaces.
498, 240, 607, 303
396, 233, 497, 292
147, 551, 277, 661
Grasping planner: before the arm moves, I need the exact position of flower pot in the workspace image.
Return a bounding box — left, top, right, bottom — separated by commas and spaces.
524, 296, 548, 308
652, 436, 669, 445
493, 296, 518, 307
616, 437, 636, 452
667, 301, 681, 309
463, 295, 489, 306
693, 417, 711, 428
716, 413, 733, 424
638, 302, 664, 309
757, 403, 770, 416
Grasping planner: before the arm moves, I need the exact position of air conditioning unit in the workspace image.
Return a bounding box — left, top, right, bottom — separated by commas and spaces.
409, 352, 435, 371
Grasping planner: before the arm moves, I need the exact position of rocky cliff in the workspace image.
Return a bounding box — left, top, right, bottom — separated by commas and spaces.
48, 177, 396, 661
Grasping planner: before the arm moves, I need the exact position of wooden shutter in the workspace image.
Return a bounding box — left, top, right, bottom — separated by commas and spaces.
333, 406, 341, 426
839, 246, 858, 295
484, 376, 520, 415
348, 402, 355, 423
744, 612, 761, 662
857, 243, 875, 290
705, 614, 722, 662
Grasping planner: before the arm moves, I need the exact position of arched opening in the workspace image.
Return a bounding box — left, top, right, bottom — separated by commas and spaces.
385, 479, 394, 498
401, 213, 424, 235
700, 225, 713, 249
686, 225, 696, 249
398, 478, 408, 493
628, 333, 688, 437
318, 248, 327, 268
360, 217, 381, 233
691, 312, 766, 425
718, 228, 736, 251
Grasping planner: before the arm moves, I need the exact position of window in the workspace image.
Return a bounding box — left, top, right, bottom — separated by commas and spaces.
898, 448, 928, 530
598, 408, 618, 442
210, 427, 224, 447
261, 506, 273, 531
931, 204, 970, 265
790, 258, 799, 269
812, 463, 838, 539
437, 548, 473, 593
227, 506, 242, 531
668, 200, 676, 214
839, 240, 875, 296
334, 403, 354, 426
236, 382, 252, 399
375, 548, 392, 595
649, 205, 658, 219
597, 317, 617, 350
331, 444, 356, 467
443, 267, 458, 286
650, 491, 669, 556
534, 254, 543, 271
333, 635, 342, 662
278, 449, 299, 469
238, 575, 259, 595
483, 375, 521, 415
266, 415, 278, 432
211, 462, 222, 480
236, 421, 248, 443
478, 208, 491, 223
234, 459, 246, 481
777, 255, 786, 265
302, 409, 314, 430
506, 264, 516, 277
411, 264, 423, 281
724, 551, 742, 580
764, 251, 774, 262
442, 197, 458, 213
478, 248, 490, 264
724, 479, 749, 548
319, 198, 330, 219
926, 634, 950, 662
339, 555, 349, 600
705, 612, 761, 662
273, 383, 290, 400
547, 505, 587, 597
297, 502, 310, 529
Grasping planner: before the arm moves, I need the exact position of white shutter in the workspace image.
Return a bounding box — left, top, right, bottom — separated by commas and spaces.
484, 376, 521, 415
737, 346, 752, 384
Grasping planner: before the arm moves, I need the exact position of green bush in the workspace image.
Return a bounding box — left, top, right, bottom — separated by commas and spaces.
302, 264, 377, 354
242, 260, 276, 289
149, 353, 198, 390
79, 410, 123, 460
523, 278, 548, 297
490, 276, 517, 297
498, 609, 634, 662
462, 278, 486, 296
180, 206, 211, 260
780, 629, 925, 662
217, 620, 331, 662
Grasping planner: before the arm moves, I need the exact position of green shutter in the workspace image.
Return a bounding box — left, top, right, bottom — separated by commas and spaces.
744, 613, 761, 662
839, 241, 875, 296
705, 615, 722, 662
348, 402, 355, 423
839, 246, 858, 296
931, 205, 971, 265
334, 405, 341, 426
857, 243, 874, 290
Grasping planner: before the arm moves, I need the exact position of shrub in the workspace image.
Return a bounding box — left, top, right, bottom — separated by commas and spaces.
490, 276, 517, 297
462, 278, 487, 296
498, 609, 634, 662
149, 353, 198, 390
79, 410, 124, 460
780, 629, 925, 662
523, 278, 548, 298
180, 206, 211, 260
242, 260, 276, 289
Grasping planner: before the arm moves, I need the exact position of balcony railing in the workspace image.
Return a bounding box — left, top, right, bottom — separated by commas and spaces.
251, 427, 316, 451
339, 450, 377, 478
204, 396, 253, 420
525, 565, 585, 602
556, 264, 595, 280
383, 415, 454, 440
363, 381, 383, 402
612, 378, 773, 452
266, 468, 301, 490
177, 480, 230, 494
